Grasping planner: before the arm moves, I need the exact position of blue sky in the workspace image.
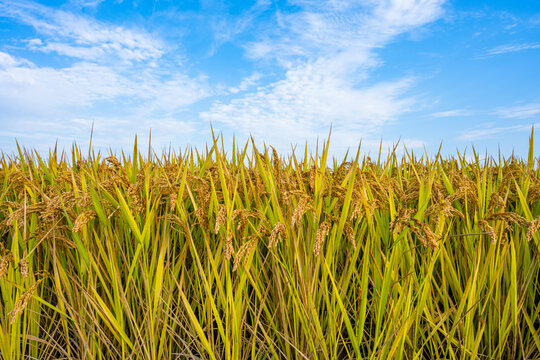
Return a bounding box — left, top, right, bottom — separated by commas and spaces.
0, 0, 539, 158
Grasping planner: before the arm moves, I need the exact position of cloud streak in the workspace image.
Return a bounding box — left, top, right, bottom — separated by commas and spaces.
458, 123, 539, 141
479, 43, 540, 58
495, 103, 540, 119
429, 109, 473, 118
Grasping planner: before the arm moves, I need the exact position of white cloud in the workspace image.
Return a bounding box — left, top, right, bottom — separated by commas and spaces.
429, 109, 473, 118
0, 0, 210, 152
0, 55, 208, 117
0, 51, 20, 68
203, 0, 445, 150
202, 69, 415, 148
0, 0, 164, 63
0, 50, 209, 155
132, 74, 210, 116
495, 103, 540, 119
228, 73, 263, 94
0, 61, 123, 112
244, 0, 444, 64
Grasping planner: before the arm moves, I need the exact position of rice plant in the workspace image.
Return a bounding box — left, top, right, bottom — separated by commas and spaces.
0, 130, 539, 359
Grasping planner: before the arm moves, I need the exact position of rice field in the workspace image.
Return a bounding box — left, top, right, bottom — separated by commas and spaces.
1, 131, 539, 359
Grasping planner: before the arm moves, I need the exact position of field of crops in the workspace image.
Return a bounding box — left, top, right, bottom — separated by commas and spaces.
0, 132, 539, 359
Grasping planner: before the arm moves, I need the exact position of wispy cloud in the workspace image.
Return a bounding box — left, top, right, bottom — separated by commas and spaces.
458, 123, 539, 141
207, 0, 272, 55
531, 13, 540, 26
478, 43, 540, 58
203, 0, 445, 151
227, 73, 263, 94
429, 109, 473, 118
203, 74, 415, 147
69, 0, 105, 8
495, 103, 540, 119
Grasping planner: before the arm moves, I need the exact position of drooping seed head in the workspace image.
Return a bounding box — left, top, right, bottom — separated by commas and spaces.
9, 276, 46, 324
292, 197, 309, 227
269, 222, 285, 248
343, 222, 356, 250
313, 221, 330, 256
0, 251, 13, 279
169, 192, 178, 211
214, 204, 226, 235
224, 230, 234, 261
72, 210, 97, 232
233, 236, 258, 271
479, 219, 497, 244
19, 259, 28, 278
526, 218, 540, 242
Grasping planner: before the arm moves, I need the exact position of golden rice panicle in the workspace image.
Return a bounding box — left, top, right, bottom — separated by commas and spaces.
313, 221, 330, 256
105, 156, 122, 170
309, 166, 317, 190
19, 258, 28, 278
195, 207, 208, 227
224, 230, 234, 261
442, 200, 465, 219
129, 191, 145, 214
479, 219, 498, 244
272, 147, 281, 173
169, 192, 178, 212
350, 201, 362, 221
233, 236, 258, 271
291, 197, 309, 227
214, 204, 226, 235
269, 222, 285, 248
9, 272, 48, 324
526, 217, 540, 242
487, 192, 505, 213
232, 209, 247, 230
72, 210, 97, 232
0, 249, 13, 279
76, 193, 92, 209
410, 218, 439, 250
486, 211, 529, 227
343, 221, 356, 250
389, 207, 413, 234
